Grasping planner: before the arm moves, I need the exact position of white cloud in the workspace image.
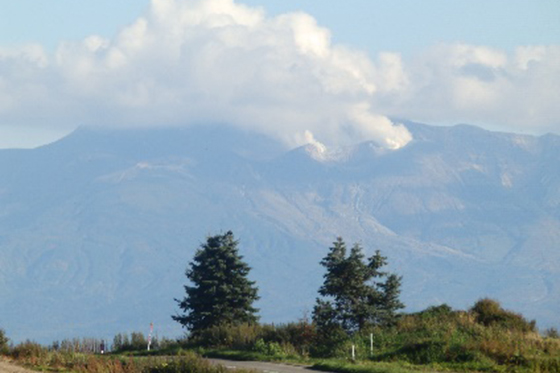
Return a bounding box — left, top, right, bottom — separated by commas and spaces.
0, 0, 413, 149
0, 0, 559, 150
373, 43, 560, 134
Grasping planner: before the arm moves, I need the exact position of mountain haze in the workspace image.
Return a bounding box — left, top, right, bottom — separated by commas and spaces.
1, 123, 558, 343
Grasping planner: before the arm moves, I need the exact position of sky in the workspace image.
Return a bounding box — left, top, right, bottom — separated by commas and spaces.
0, 0, 559, 149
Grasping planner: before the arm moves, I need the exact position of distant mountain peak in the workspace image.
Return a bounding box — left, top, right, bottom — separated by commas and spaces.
1, 121, 559, 343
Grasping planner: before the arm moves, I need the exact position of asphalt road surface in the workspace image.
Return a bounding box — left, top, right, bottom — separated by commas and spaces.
209, 359, 318, 373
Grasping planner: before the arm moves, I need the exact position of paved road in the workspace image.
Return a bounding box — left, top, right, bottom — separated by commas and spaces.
208, 358, 318, 373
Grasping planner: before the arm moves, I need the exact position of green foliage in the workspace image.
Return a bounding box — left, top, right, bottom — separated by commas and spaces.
131, 332, 148, 350
8, 301, 560, 373
146, 351, 238, 373
312, 360, 424, 373
253, 339, 283, 357
113, 332, 150, 352
358, 301, 560, 372
312, 238, 404, 355
470, 298, 536, 332
0, 328, 9, 354
51, 337, 106, 353
311, 305, 348, 357
10, 340, 48, 361
187, 319, 316, 359
262, 319, 316, 357
173, 231, 259, 335
9, 343, 246, 373
113, 332, 128, 351
188, 323, 263, 349
545, 327, 559, 339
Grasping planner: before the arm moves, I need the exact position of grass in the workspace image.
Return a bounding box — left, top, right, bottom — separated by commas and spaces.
312, 359, 446, 373
199, 348, 437, 373
4, 301, 559, 373
187, 303, 560, 373
5, 345, 253, 373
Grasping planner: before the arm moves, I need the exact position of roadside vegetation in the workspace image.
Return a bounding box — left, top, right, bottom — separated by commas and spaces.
2, 233, 559, 373
183, 300, 560, 373
2, 303, 559, 373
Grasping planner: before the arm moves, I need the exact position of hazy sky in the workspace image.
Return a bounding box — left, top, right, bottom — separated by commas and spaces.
0, 0, 559, 148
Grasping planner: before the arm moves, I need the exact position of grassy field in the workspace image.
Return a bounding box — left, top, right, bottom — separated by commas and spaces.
2, 301, 559, 373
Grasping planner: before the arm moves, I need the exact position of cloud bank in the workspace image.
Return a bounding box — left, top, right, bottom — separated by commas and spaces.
0, 0, 558, 149
372, 44, 560, 134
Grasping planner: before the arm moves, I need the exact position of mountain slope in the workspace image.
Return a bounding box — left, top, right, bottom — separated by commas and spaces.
0, 123, 558, 342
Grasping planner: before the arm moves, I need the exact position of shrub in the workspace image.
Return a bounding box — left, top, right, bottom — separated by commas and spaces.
145, 352, 252, 373
189, 321, 314, 355
0, 328, 8, 354
10, 340, 49, 365
259, 320, 316, 357
130, 332, 148, 350
470, 298, 536, 333
113, 332, 150, 352
311, 323, 348, 358
363, 303, 549, 369
419, 304, 454, 317
189, 323, 262, 349
253, 339, 283, 357
545, 327, 559, 339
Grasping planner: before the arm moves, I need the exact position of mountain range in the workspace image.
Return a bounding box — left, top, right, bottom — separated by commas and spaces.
1, 122, 558, 343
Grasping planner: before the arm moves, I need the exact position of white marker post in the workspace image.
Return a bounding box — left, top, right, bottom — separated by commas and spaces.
147, 322, 153, 351
370, 333, 373, 356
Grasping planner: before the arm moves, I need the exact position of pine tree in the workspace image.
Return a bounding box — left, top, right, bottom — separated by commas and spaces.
172, 231, 259, 334
313, 237, 404, 335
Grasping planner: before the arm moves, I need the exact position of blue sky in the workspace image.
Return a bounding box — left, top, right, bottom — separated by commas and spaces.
2, 0, 559, 55
0, 0, 559, 148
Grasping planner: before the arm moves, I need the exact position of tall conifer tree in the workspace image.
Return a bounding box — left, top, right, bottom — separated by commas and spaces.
313, 237, 404, 335
173, 231, 259, 334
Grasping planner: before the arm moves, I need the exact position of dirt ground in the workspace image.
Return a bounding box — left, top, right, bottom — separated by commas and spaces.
0, 359, 35, 373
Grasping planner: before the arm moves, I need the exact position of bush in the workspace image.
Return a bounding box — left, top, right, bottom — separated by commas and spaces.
51, 337, 106, 353
260, 320, 316, 357
0, 329, 9, 354
311, 323, 348, 358
419, 304, 454, 317
10, 340, 49, 364
189, 323, 262, 349
147, 351, 225, 373
545, 328, 559, 339
113, 331, 149, 352
470, 298, 536, 333
189, 320, 315, 357
131, 332, 148, 350
253, 339, 283, 357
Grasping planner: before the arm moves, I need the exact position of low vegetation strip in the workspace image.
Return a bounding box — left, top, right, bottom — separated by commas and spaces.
1, 298, 559, 373
312, 360, 438, 373
2, 344, 251, 373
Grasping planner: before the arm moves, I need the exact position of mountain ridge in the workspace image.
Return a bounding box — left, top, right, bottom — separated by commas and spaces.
1, 122, 558, 343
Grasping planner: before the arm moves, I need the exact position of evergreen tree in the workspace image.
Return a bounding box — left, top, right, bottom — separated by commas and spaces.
313, 237, 404, 335
172, 231, 259, 334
